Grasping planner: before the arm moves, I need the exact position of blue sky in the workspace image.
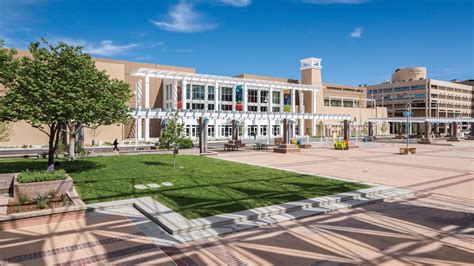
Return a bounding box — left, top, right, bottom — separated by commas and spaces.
1, 0, 472, 85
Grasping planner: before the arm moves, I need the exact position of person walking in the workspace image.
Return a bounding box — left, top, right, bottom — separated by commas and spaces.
113, 138, 120, 152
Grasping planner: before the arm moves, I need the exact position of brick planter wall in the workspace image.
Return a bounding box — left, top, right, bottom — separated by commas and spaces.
13, 174, 74, 201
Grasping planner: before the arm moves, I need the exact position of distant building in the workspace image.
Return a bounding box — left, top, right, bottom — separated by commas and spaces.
366, 67, 473, 119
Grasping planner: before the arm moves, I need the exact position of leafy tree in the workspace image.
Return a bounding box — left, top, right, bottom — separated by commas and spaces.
0, 39, 131, 170
159, 112, 185, 167
0, 121, 10, 142
381, 121, 388, 135
317, 120, 324, 137
361, 123, 369, 136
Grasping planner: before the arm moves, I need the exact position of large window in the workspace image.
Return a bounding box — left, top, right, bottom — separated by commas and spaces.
221, 104, 232, 111
186, 84, 191, 99
248, 106, 258, 112
248, 89, 258, 103
272, 91, 281, 104
272, 125, 280, 136
248, 125, 258, 136
272, 106, 281, 112
208, 125, 214, 137
221, 125, 232, 137
221, 87, 233, 102
191, 103, 205, 110
208, 86, 215, 100
260, 91, 269, 104
192, 84, 205, 100
186, 125, 198, 137
260, 125, 267, 136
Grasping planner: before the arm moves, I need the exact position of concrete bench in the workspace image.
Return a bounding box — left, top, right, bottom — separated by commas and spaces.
400, 147, 416, 154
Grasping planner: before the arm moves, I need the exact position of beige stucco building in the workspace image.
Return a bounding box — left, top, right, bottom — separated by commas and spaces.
1, 54, 387, 147
366, 67, 473, 119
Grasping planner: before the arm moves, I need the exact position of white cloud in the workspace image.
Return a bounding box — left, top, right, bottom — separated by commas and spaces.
217, 0, 251, 7
57, 39, 139, 56
303, 0, 366, 4
150, 2, 216, 33
350, 27, 363, 38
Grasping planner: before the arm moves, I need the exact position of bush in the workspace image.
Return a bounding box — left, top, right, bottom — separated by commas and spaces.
19, 194, 29, 205
18, 169, 67, 183
177, 138, 193, 149
334, 140, 348, 150
36, 194, 48, 209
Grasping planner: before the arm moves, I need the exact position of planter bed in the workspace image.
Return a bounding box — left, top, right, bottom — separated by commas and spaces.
0, 190, 86, 231
7, 194, 73, 214
13, 173, 73, 201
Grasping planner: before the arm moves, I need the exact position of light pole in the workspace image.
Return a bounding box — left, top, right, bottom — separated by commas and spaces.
405, 103, 412, 149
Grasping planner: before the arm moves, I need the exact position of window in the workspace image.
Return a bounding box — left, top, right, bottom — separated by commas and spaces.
272, 91, 281, 104
324, 99, 330, 106
221, 104, 232, 111
248, 106, 258, 112
192, 85, 205, 100
272, 125, 280, 136
221, 125, 232, 137
192, 103, 205, 110
208, 104, 215, 110
383, 88, 393, 93
394, 87, 409, 92
272, 106, 280, 112
248, 89, 258, 103
410, 85, 425, 91
186, 125, 198, 137
221, 87, 233, 102
186, 84, 191, 99
248, 125, 258, 136
208, 86, 214, 101
260, 125, 267, 136
260, 106, 268, 112
208, 125, 214, 137
260, 91, 269, 104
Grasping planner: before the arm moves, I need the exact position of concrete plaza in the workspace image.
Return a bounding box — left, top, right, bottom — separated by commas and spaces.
0, 141, 472, 265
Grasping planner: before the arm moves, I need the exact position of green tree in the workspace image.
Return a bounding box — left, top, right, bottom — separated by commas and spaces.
381, 121, 388, 135
159, 112, 186, 167
0, 121, 10, 142
0, 39, 131, 170
317, 120, 324, 137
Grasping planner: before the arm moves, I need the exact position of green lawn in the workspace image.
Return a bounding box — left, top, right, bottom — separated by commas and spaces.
0, 155, 369, 219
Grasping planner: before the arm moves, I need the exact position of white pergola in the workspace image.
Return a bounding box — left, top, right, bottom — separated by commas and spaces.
131, 108, 350, 122
130, 68, 352, 142
130, 68, 321, 91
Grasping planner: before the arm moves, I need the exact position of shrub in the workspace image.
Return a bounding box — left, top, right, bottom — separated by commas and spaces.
177, 138, 193, 149
61, 194, 69, 207
18, 169, 67, 183
36, 194, 48, 209
334, 140, 348, 150
19, 194, 29, 205
48, 189, 58, 198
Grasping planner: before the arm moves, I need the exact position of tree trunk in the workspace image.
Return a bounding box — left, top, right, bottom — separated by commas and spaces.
69, 133, 76, 160
46, 124, 58, 172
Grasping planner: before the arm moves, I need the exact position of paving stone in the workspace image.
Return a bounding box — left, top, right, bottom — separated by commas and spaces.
134, 184, 148, 190
147, 183, 160, 189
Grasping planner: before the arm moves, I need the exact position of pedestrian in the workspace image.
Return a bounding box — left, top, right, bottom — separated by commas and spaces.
113, 138, 120, 152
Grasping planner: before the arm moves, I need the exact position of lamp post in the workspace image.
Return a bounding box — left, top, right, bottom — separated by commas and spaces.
404, 103, 412, 149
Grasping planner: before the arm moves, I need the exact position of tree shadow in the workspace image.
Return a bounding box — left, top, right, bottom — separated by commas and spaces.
0, 159, 104, 174
142, 161, 171, 167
